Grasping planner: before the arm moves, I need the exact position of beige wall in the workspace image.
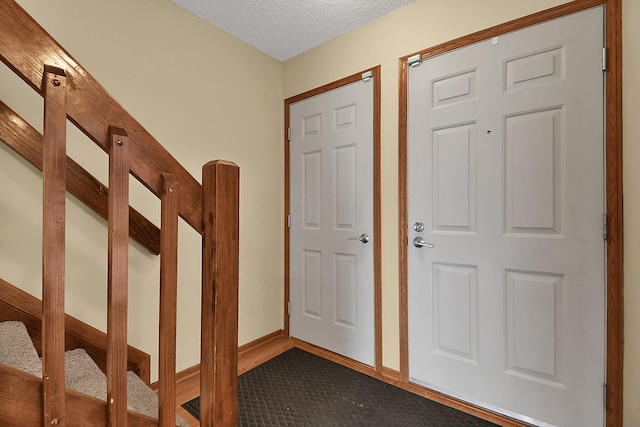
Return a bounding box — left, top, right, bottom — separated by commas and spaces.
0, 0, 285, 379
283, 0, 571, 372
283, 0, 638, 424
0, 0, 637, 424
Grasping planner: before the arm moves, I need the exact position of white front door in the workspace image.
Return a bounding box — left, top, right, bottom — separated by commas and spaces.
289, 78, 375, 366
407, 7, 605, 426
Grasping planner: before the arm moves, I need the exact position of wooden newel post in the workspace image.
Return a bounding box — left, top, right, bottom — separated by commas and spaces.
200, 160, 240, 427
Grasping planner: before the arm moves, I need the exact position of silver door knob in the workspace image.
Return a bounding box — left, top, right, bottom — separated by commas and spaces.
348, 233, 370, 244
413, 236, 434, 248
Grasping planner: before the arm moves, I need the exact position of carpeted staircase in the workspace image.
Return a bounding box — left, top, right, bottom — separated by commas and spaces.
0, 321, 188, 426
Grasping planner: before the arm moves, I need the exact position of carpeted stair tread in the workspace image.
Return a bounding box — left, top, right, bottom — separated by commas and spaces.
126, 371, 187, 426
0, 321, 42, 377
64, 349, 188, 426
64, 348, 108, 400
0, 321, 188, 426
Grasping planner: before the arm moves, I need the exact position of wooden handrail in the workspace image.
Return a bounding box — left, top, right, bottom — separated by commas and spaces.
0, 100, 162, 255
0, 0, 204, 234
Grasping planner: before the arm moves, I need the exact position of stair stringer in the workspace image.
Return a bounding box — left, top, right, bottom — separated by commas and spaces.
0, 363, 158, 426
0, 277, 151, 383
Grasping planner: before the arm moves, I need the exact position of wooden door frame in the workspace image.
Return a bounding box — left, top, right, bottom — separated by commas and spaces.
397, 1, 623, 425
284, 66, 383, 372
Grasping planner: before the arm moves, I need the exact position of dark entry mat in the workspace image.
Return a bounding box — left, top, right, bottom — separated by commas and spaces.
183, 347, 498, 426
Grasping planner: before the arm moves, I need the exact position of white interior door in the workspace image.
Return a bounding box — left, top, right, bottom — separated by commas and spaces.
407, 7, 605, 426
290, 78, 375, 366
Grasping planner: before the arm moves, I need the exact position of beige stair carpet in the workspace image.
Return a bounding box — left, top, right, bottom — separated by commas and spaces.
0, 321, 187, 426
0, 321, 42, 377
64, 348, 189, 427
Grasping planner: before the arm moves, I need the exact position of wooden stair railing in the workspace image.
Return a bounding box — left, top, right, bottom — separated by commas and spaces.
0, 0, 204, 233
0, 99, 161, 255
0, 277, 151, 382
0, 1, 241, 426
0, 277, 155, 425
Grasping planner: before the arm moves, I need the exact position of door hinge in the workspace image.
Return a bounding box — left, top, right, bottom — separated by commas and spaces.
287, 301, 291, 316
287, 214, 291, 228
361, 70, 373, 82
602, 47, 608, 71
408, 54, 423, 68
603, 214, 608, 241
287, 127, 291, 141
603, 383, 607, 409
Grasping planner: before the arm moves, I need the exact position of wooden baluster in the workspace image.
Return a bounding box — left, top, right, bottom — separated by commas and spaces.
107, 126, 129, 427
42, 64, 67, 427
0, 101, 162, 256
200, 160, 240, 427
159, 173, 178, 427
0, 0, 206, 235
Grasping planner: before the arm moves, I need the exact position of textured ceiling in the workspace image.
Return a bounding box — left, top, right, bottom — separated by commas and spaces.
169, 0, 415, 62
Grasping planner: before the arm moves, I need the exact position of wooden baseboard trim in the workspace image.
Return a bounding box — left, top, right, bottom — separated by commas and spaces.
168, 330, 292, 427
380, 365, 400, 382
396, 383, 526, 427
238, 329, 286, 353
171, 330, 291, 404
238, 329, 292, 375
